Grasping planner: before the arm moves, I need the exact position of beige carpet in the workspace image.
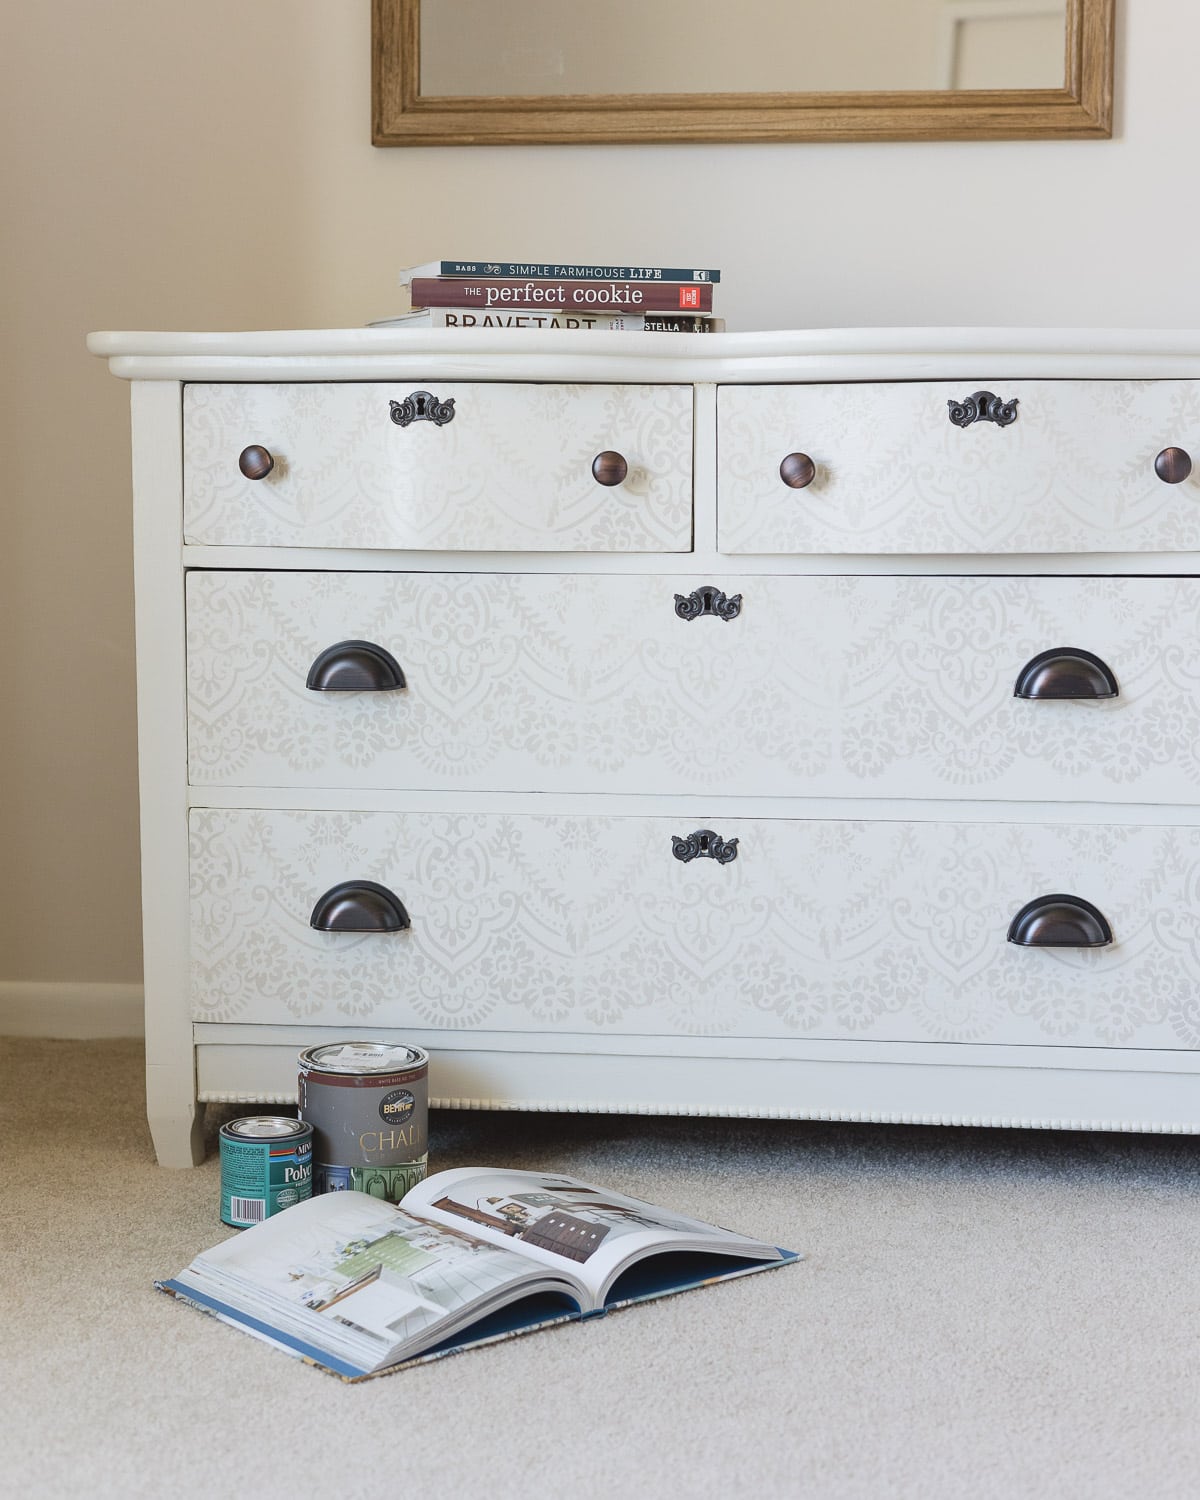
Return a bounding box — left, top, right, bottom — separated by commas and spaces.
3, 1037, 1200, 1499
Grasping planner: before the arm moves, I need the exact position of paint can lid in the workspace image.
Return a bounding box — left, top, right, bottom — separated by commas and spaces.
223, 1116, 310, 1140
299, 1041, 428, 1076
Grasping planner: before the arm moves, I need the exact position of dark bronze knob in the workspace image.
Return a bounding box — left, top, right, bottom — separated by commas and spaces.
238, 444, 274, 481
779, 452, 816, 489
591, 451, 628, 486
1154, 447, 1192, 484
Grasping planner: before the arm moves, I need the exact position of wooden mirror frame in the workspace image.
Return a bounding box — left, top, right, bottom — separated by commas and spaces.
372, 0, 1112, 146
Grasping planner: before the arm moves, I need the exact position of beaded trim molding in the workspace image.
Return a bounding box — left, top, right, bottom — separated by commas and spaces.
195, 1092, 1200, 1134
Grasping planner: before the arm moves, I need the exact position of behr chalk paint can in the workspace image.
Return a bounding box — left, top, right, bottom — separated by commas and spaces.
219, 1116, 313, 1228
298, 1041, 429, 1203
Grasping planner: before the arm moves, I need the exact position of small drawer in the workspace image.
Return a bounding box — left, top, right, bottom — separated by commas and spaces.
187, 571, 1200, 804
189, 808, 1200, 1049
183, 381, 693, 551
718, 380, 1200, 554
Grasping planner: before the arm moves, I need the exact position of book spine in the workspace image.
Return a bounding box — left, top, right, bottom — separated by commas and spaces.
434, 310, 646, 330
410, 278, 714, 314
408, 261, 721, 284
371, 312, 725, 332
642, 316, 725, 333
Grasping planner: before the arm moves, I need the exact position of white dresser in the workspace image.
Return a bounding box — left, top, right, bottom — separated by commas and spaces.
89, 327, 1200, 1166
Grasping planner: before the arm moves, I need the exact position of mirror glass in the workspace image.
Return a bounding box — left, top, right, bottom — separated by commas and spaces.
419, 0, 1067, 96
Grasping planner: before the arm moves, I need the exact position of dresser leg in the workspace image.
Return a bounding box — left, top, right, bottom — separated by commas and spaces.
146, 1064, 206, 1166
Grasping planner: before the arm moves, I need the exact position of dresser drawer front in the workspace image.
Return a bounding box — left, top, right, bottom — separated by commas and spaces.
183, 382, 693, 551
187, 571, 1200, 803
718, 381, 1200, 554
189, 809, 1200, 1049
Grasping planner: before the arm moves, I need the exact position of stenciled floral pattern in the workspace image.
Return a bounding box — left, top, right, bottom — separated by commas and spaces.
189, 809, 1200, 1050
173, 367, 1200, 1129
183, 381, 693, 551
718, 379, 1200, 554
187, 571, 1200, 803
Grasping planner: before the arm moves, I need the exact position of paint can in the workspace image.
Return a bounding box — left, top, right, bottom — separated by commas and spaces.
219, 1116, 313, 1228
298, 1041, 429, 1203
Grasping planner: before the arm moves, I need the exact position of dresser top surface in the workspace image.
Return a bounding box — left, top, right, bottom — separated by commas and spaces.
87, 326, 1200, 383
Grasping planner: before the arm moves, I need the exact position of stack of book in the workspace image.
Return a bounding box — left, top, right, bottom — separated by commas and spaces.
372, 259, 725, 333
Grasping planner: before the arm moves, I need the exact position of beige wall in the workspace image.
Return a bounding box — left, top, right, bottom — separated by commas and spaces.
1, 0, 1191, 986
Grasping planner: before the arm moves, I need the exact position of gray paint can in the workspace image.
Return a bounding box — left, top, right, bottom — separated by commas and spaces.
298, 1041, 429, 1203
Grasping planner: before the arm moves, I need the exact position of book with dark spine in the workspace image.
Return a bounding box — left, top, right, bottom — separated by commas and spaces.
409, 277, 715, 314
642, 316, 726, 333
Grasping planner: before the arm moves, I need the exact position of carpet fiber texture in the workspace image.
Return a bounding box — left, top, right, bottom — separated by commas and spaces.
2, 1036, 1199, 1499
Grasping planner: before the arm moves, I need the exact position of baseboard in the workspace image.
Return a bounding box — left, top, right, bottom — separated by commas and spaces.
0, 981, 144, 1039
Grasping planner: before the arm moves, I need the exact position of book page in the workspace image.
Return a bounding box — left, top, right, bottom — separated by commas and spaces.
402, 1168, 783, 1303
180, 1190, 581, 1366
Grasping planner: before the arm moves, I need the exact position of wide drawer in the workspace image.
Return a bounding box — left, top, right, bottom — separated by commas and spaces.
718, 380, 1200, 554
189, 808, 1200, 1049
187, 571, 1200, 802
183, 382, 693, 551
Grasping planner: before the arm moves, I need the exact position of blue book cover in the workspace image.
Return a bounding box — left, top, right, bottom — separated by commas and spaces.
157, 1169, 798, 1381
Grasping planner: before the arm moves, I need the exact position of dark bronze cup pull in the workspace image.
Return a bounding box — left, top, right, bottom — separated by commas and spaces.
305, 641, 406, 692
672, 829, 739, 864
1155, 447, 1192, 484
1007, 894, 1112, 948
1014, 648, 1118, 700
238, 444, 274, 480
310, 880, 411, 933
779, 452, 816, 488
591, 450, 629, 486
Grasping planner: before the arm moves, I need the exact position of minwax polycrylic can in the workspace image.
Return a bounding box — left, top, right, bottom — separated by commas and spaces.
219, 1117, 313, 1227
298, 1041, 429, 1203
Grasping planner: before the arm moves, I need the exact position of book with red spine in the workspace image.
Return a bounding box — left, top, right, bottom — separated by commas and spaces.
409, 276, 715, 314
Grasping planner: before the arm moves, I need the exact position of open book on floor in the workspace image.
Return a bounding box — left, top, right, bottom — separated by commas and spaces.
158, 1166, 800, 1381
